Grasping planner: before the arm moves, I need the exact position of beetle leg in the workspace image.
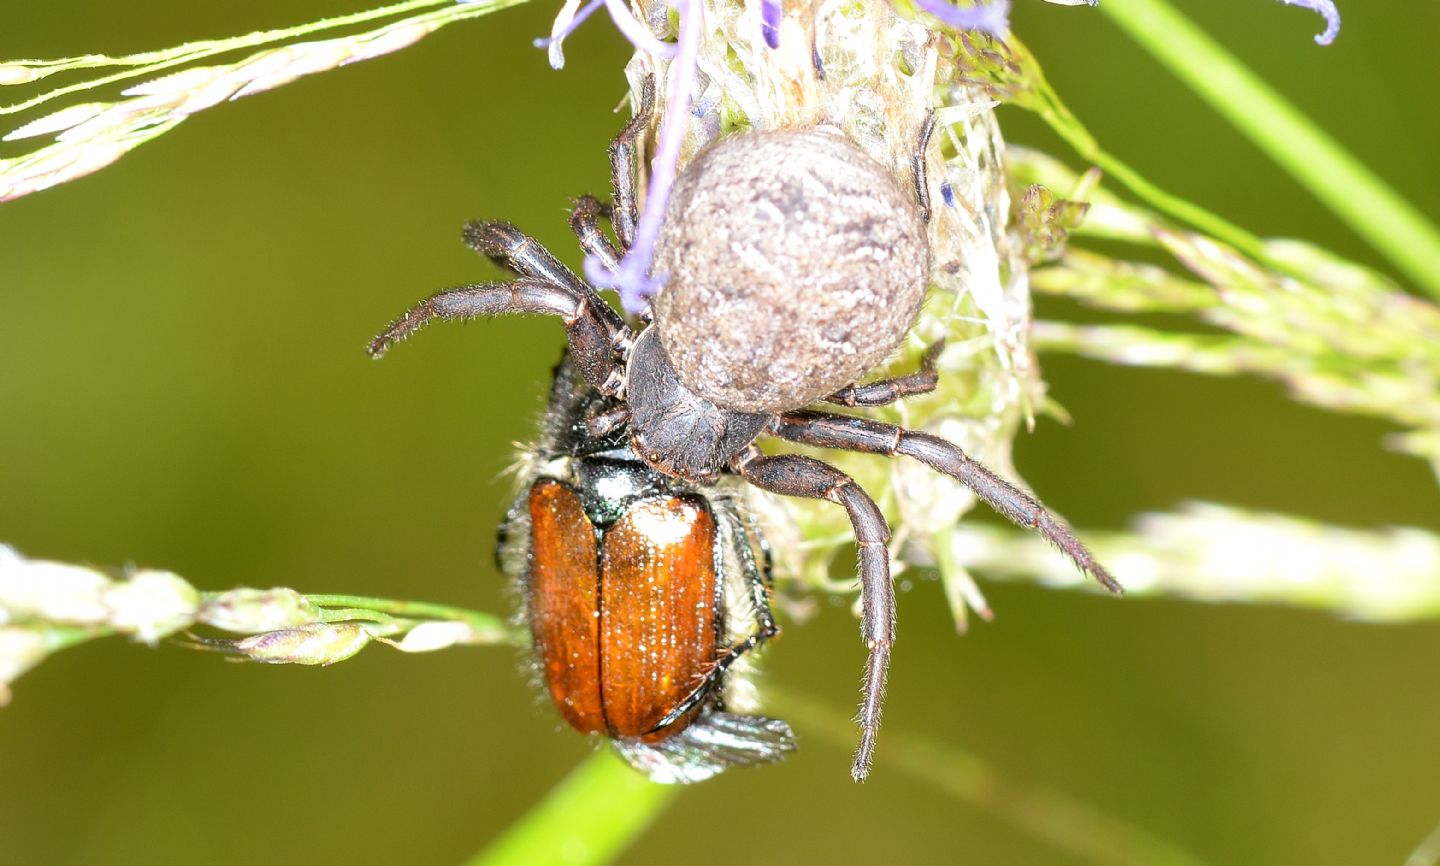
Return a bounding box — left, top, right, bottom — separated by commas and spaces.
367, 278, 627, 395
824, 340, 945, 408
768, 410, 1123, 596
647, 490, 782, 733
608, 76, 656, 251
648, 619, 781, 732
647, 487, 785, 732
729, 446, 894, 782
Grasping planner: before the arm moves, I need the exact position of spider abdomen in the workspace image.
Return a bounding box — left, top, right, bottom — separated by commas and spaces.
653, 126, 930, 414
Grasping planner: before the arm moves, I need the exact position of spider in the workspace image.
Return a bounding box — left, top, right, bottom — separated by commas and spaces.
368, 82, 1121, 781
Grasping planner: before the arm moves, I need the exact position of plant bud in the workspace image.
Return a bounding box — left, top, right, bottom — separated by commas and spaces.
0, 546, 111, 625
103, 569, 199, 644
237, 622, 375, 665
200, 587, 319, 633
384, 621, 478, 653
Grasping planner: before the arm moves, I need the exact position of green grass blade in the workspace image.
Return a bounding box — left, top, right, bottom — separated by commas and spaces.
1098, 0, 1440, 300
0, 0, 458, 115
465, 750, 679, 866
1, 0, 531, 204
771, 692, 1211, 866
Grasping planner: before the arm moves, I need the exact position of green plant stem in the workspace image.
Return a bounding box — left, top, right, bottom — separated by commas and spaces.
303, 593, 516, 640
1097, 0, 1440, 300
311, 607, 402, 626
466, 749, 679, 866
45, 624, 114, 652
1018, 65, 1270, 266
770, 692, 1211, 866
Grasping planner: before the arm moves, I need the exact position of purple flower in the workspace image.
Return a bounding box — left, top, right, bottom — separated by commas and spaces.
533, 0, 677, 70
912, 0, 1011, 36
1276, 0, 1340, 46
534, 0, 703, 315
761, 0, 783, 49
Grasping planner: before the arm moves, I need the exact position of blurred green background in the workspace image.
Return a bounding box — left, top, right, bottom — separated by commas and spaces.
2, 1, 1438, 863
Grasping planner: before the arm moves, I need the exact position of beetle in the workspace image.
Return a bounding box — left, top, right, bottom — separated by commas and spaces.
495, 355, 796, 783
369, 82, 1120, 780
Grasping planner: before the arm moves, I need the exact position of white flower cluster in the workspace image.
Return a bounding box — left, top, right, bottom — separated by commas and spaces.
949, 502, 1440, 623
0, 543, 198, 642
0, 544, 199, 703
0, 544, 503, 703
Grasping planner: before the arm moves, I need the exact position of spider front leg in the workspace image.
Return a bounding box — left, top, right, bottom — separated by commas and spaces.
367, 278, 628, 395
607, 76, 656, 251
728, 446, 894, 782
462, 221, 579, 288
569, 194, 622, 271
460, 221, 625, 338
770, 411, 1123, 595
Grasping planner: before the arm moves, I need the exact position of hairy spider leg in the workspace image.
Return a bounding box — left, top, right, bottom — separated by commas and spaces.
912, 110, 938, 223
461, 220, 625, 339
583, 403, 631, 437
570, 77, 655, 271
366, 278, 628, 396
607, 76, 656, 251
825, 340, 945, 408
570, 194, 623, 271
769, 410, 1123, 596
727, 445, 894, 782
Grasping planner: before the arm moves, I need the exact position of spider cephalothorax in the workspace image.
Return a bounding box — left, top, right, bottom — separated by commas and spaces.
369, 83, 1120, 780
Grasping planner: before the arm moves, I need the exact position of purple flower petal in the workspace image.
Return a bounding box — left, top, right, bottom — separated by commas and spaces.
582, 0, 704, 315
1276, 0, 1340, 46
532, 0, 604, 69
598, 0, 678, 57
761, 0, 783, 49
532, 0, 677, 68
911, 0, 1010, 36
585, 253, 666, 313
528, 0, 704, 315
